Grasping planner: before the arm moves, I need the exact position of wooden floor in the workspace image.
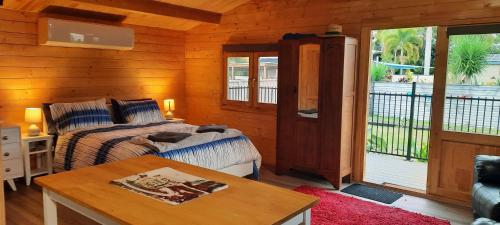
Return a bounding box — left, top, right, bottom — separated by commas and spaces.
4, 168, 473, 225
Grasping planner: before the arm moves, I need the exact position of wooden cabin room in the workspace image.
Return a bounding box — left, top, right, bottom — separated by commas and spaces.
0, 0, 499, 224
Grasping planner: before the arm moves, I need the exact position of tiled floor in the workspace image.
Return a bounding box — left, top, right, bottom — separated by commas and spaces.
364, 152, 428, 190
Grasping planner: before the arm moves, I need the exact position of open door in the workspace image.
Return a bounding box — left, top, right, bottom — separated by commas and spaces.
428, 25, 500, 202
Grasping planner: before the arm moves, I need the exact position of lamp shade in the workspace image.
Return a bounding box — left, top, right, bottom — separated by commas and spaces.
164, 99, 175, 111
25, 108, 42, 123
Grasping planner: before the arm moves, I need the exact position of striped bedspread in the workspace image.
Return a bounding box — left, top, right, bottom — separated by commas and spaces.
53, 122, 262, 176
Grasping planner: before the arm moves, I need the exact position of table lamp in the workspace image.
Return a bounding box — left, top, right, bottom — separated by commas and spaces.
164, 99, 175, 120
25, 107, 42, 136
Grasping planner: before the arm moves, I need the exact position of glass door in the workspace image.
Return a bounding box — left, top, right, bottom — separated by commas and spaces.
427, 24, 500, 201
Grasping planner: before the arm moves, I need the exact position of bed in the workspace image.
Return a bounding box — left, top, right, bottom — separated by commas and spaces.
42, 100, 262, 178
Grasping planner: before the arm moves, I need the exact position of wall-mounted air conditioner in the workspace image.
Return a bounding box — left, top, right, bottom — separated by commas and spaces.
38, 18, 134, 50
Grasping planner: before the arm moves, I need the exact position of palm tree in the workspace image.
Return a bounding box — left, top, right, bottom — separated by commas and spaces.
378, 28, 423, 65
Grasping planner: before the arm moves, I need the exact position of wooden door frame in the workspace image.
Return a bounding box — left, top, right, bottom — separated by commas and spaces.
352, 24, 436, 183
353, 24, 439, 191
427, 26, 449, 196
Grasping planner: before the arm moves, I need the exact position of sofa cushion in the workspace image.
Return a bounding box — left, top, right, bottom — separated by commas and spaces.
477, 159, 500, 185
473, 183, 500, 221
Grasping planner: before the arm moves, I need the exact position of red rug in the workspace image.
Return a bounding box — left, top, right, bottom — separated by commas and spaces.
294, 186, 450, 225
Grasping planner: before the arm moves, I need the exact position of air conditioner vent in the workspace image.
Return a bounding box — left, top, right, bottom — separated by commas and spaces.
38, 18, 134, 50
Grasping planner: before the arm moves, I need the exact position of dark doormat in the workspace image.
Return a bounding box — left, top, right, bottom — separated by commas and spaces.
341, 183, 403, 204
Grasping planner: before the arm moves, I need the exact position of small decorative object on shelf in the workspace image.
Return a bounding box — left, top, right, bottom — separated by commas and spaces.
21, 133, 53, 186
164, 99, 175, 120
25, 108, 42, 136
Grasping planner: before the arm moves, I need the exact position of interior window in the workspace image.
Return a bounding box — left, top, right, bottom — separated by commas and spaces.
222, 45, 278, 111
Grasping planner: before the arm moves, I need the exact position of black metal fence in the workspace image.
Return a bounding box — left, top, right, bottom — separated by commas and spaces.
367, 83, 431, 161
444, 96, 500, 135
367, 82, 500, 161
228, 86, 249, 101
228, 86, 278, 104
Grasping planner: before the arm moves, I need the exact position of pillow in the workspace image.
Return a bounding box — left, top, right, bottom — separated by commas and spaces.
113, 99, 165, 124
110, 98, 152, 124
49, 98, 113, 134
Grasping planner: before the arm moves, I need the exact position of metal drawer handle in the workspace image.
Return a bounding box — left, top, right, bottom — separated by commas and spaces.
2, 136, 7, 141
5, 168, 11, 173
3, 152, 9, 157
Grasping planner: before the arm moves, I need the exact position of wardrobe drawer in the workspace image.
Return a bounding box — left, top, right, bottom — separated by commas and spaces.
1, 143, 21, 160
1, 127, 20, 144
3, 159, 23, 179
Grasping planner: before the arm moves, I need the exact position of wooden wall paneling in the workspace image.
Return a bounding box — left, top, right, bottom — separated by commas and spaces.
0, 8, 186, 131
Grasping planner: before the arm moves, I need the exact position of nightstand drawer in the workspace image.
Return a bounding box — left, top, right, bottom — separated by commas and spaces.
1, 127, 20, 144
2, 143, 21, 160
3, 159, 23, 179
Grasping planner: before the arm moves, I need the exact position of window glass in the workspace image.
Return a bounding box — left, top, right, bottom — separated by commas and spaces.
443, 33, 500, 136
227, 57, 250, 102
258, 56, 278, 104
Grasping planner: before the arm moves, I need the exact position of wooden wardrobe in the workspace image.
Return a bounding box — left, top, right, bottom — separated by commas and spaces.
276, 36, 358, 189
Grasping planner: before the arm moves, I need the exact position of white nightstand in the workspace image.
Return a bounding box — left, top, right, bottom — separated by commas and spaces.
166, 118, 185, 123
21, 134, 53, 186
1, 125, 24, 191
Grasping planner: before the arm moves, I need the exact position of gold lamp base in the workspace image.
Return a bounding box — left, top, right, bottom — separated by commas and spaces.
27, 124, 40, 136
165, 111, 174, 120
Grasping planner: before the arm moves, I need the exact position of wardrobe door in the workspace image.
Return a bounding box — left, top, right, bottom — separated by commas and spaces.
294, 120, 320, 170
319, 38, 345, 186
276, 40, 298, 173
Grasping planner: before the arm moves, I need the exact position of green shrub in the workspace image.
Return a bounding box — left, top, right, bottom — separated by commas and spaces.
367, 135, 388, 152
371, 63, 388, 81
415, 143, 429, 162
449, 35, 492, 84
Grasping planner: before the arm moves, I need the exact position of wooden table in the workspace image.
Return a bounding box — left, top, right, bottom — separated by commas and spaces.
35, 155, 318, 225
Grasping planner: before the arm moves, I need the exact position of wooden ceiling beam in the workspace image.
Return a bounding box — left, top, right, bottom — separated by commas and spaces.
69, 0, 222, 23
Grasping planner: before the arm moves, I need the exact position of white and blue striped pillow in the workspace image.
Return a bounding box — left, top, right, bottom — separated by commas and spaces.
49, 98, 113, 134
115, 99, 165, 124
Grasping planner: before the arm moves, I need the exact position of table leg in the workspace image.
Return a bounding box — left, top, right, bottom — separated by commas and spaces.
43, 188, 58, 225
303, 209, 311, 225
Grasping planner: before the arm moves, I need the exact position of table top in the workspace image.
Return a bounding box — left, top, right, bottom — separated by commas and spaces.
35, 156, 318, 225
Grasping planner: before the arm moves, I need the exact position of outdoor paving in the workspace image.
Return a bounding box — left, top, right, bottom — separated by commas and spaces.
364, 152, 428, 190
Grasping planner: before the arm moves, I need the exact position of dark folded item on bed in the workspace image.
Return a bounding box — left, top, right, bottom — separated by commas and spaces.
196, 125, 227, 133
147, 132, 192, 143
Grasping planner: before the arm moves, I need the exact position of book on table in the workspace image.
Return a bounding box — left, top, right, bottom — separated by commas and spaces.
111, 167, 228, 205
